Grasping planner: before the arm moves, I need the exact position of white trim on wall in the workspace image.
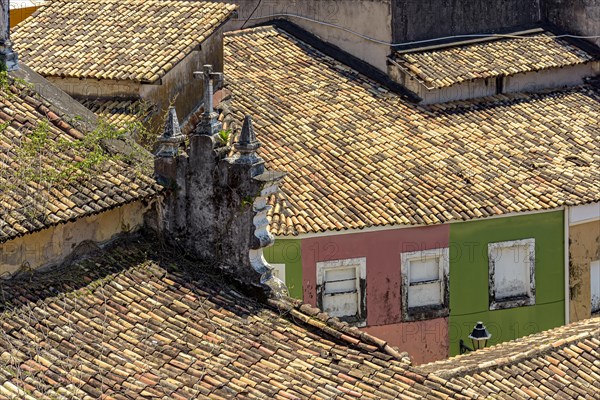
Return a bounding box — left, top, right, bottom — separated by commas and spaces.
569, 202, 600, 226
270, 263, 286, 285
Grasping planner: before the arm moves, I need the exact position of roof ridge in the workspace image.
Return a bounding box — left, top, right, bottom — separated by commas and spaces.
0, 77, 161, 243
224, 25, 279, 37
267, 297, 412, 363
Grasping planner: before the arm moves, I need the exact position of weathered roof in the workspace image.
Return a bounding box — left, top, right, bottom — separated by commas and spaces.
223, 26, 600, 236
415, 317, 600, 399
12, 0, 237, 83
392, 31, 598, 90
0, 76, 161, 242
78, 97, 153, 126
0, 236, 467, 399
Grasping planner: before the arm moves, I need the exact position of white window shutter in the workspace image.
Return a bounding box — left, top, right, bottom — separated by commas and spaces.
591, 260, 600, 312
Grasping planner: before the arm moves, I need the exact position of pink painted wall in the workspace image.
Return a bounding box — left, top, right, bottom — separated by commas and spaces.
301, 225, 450, 362
364, 318, 448, 365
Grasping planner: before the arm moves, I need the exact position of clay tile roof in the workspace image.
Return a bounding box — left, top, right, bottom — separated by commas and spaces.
223, 25, 600, 236
12, 0, 237, 83
0, 236, 462, 399
393, 31, 598, 90
78, 97, 154, 126
0, 77, 161, 243
415, 317, 600, 398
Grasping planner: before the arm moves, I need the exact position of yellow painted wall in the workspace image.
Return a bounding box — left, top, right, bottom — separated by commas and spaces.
10, 7, 38, 28
0, 201, 148, 277
569, 220, 600, 322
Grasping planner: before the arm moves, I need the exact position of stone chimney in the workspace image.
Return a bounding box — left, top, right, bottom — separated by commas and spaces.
0, 0, 17, 71
154, 65, 287, 298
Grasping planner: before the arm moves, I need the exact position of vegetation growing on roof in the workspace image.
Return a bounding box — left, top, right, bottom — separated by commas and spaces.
0, 73, 158, 237
218, 128, 231, 144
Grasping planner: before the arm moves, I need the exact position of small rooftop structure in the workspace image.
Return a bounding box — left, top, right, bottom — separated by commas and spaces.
388, 26, 600, 104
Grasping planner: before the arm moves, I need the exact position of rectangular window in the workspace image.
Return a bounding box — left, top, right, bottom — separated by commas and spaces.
270, 263, 286, 285
591, 260, 600, 313
401, 248, 449, 321
316, 258, 366, 325
489, 238, 536, 310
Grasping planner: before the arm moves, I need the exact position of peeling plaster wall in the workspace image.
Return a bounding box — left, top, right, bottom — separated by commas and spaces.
390, 62, 599, 104
219, 0, 393, 72
448, 211, 564, 356
0, 201, 148, 277
569, 220, 600, 322
300, 225, 449, 362
503, 62, 600, 94
363, 318, 448, 365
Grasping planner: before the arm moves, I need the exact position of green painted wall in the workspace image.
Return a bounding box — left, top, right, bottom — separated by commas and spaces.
264, 239, 303, 299
448, 211, 565, 356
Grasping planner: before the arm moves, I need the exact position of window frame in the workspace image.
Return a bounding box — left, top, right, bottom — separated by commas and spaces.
400, 248, 449, 321
488, 238, 536, 310
270, 263, 286, 285
316, 257, 367, 326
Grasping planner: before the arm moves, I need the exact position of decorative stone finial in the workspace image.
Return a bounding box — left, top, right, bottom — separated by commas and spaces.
193, 64, 223, 135
156, 107, 185, 157
230, 115, 264, 175
234, 115, 261, 155
0, 0, 18, 71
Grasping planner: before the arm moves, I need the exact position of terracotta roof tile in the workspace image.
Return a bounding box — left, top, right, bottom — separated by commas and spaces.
0, 236, 459, 399
12, 0, 237, 82
393, 31, 597, 89
223, 26, 600, 236
0, 77, 161, 242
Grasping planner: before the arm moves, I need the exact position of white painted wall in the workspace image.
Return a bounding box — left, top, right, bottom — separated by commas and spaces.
504, 62, 599, 94
591, 260, 600, 312
569, 201, 600, 226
